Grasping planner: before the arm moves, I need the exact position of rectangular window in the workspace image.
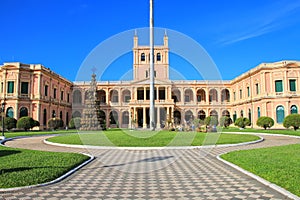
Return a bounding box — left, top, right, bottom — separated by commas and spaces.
7, 81, 14, 93
275, 80, 283, 92
197, 95, 201, 102
233, 92, 236, 101
61, 91, 64, 100
289, 79, 296, 92
112, 96, 118, 102
54, 88, 57, 99
1, 82, 3, 93
45, 85, 48, 96
67, 93, 70, 102
124, 96, 130, 102
239, 89, 242, 99
255, 83, 259, 94
21, 82, 29, 94
185, 95, 190, 102
247, 87, 250, 97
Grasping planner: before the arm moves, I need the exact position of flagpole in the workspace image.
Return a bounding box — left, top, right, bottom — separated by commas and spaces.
149, 0, 155, 130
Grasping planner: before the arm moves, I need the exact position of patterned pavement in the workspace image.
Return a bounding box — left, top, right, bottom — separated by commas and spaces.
1, 134, 300, 200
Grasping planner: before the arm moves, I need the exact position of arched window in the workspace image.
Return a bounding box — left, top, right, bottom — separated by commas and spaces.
240, 110, 244, 117
222, 110, 230, 117
209, 89, 218, 102
276, 106, 285, 123
73, 90, 82, 104
173, 110, 181, 125
6, 107, 14, 118
198, 110, 206, 120
157, 53, 161, 61
248, 109, 251, 123
52, 110, 56, 118
141, 53, 145, 61
110, 110, 118, 125
19, 107, 28, 118
66, 112, 69, 126
122, 111, 129, 124
184, 110, 194, 122
43, 109, 47, 126
210, 110, 218, 119
291, 105, 298, 114
233, 111, 237, 122
72, 111, 81, 118
257, 107, 261, 118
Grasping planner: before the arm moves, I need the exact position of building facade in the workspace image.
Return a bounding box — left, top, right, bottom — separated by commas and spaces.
0, 62, 73, 130
1, 34, 299, 129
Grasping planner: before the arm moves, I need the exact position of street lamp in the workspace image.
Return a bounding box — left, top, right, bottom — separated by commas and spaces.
1, 102, 6, 138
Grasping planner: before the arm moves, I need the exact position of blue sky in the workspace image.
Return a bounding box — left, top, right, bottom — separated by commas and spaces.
1, 0, 300, 81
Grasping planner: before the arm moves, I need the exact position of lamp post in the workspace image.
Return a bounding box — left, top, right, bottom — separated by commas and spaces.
1, 102, 6, 138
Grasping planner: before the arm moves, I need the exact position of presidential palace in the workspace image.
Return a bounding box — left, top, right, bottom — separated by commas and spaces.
1, 34, 299, 129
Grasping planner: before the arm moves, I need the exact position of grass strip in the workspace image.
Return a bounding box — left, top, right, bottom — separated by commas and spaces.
47, 130, 260, 147
221, 144, 300, 196
0, 146, 89, 188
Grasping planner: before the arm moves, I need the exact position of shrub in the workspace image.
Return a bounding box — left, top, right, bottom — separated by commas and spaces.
220, 116, 232, 128
234, 117, 251, 128
256, 116, 274, 130
17, 117, 35, 131
283, 114, 300, 131
204, 116, 218, 126
69, 117, 81, 129
48, 118, 64, 130
0, 117, 17, 130
33, 120, 40, 128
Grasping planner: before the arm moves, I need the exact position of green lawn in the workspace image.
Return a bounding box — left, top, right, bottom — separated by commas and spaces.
0, 145, 89, 188
221, 144, 300, 196
222, 127, 300, 136
47, 130, 260, 147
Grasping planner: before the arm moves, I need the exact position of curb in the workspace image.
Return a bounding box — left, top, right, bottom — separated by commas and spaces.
0, 136, 95, 192
43, 134, 264, 150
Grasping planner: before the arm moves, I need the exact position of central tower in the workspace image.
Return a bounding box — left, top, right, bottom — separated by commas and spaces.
132, 32, 169, 81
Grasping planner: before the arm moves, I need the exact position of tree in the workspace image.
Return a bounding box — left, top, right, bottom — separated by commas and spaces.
17, 117, 35, 131
48, 118, 64, 130
69, 117, 81, 129
256, 116, 274, 130
204, 116, 218, 126
0, 117, 17, 130
283, 114, 300, 131
234, 117, 251, 128
220, 116, 232, 128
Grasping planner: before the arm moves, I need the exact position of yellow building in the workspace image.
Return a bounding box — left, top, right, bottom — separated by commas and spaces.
1, 34, 299, 129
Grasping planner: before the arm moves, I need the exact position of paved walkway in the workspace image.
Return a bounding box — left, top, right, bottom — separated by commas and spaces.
1, 134, 300, 199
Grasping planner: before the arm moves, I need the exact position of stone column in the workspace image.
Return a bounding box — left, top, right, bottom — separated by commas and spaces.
181, 88, 184, 104
143, 107, 147, 128
194, 88, 197, 104
171, 106, 174, 123
165, 87, 168, 100
166, 107, 170, 121
133, 107, 137, 127
118, 89, 121, 104
129, 108, 132, 129
106, 89, 109, 104
156, 107, 160, 129
206, 88, 209, 104
156, 87, 159, 100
